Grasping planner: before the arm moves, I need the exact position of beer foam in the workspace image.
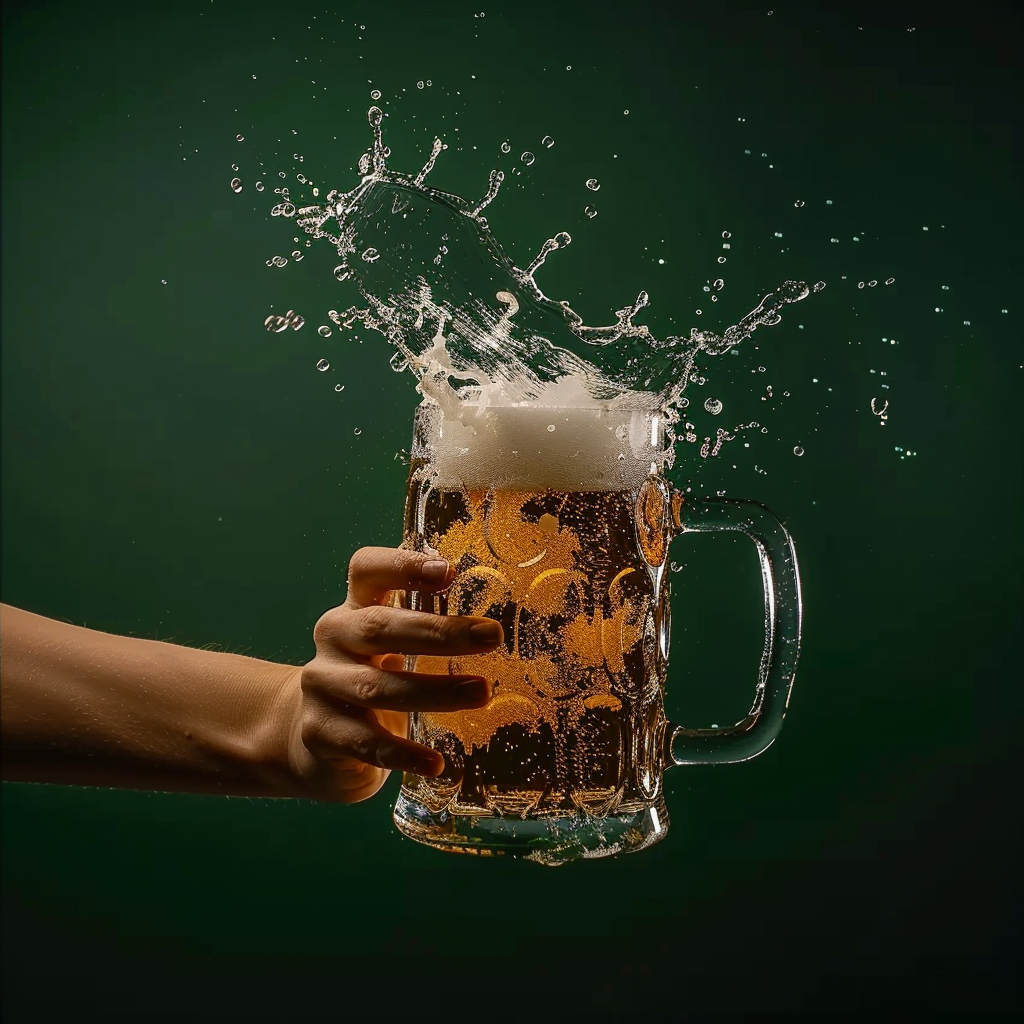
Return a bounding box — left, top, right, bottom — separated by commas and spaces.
415, 399, 670, 491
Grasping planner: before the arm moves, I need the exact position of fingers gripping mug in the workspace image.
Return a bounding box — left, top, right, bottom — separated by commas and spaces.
392, 400, 801, 865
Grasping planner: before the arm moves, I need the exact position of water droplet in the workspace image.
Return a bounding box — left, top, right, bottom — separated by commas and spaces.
793, 446, 804, 456
368, 106, 383, 126
236, 134, 244, 141
712, 279, 724, 291
291, 250, 304, 261
231, 163, 239, 172
417, 81, 425, 89
317, 358, 330, 371
318, 326, 332, 338
160, 279, 168, 285
885, 277, 895, 285
615, 424, 629, 440
717, 256, 727, 264
704, 397, 723, 415
255, 181, 264, 192
271, 255, 287, 267
361, 247, 381, 263
585, 205, 597, 218
389, 351, 409, 372
585, 178, 600, 191
722, 230, 732, 238
353, 427, 362, 436
553, 231, 571, 248
813, 281, 826, 292
547, 424, 556, 432
335, 384, 345, 392
500, 141, 511, 153
230, 178, 242, 193
794, 200, 805, 208
334, 265, 351, 282
521, 151, 535, 166
370, 89, 381, 100
541, 135, 554, 148
426, 80, 432, 87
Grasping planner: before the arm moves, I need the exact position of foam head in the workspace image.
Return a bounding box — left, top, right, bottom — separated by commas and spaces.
413, 398, 670, 491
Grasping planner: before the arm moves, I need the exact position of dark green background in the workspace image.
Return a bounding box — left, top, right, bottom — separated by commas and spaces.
2, 0, 1020, 1019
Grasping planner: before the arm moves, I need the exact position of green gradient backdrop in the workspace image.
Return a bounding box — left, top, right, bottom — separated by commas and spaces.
2, 0, 1020, 1019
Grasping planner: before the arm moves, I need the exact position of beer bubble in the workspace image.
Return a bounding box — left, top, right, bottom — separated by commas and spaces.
317, 358, 330, 371
585, 178, 600, 191
585, 205, 598, 218
793, 446, 804, 456
542, 135, 554, 148
501, 141, 511, 153
361, 247, 381, 263
230, 178, 242, 193
704, 397, 723, 415
335, 384, 344, 392
318, 326, 332, 338
521, 151, 535, 166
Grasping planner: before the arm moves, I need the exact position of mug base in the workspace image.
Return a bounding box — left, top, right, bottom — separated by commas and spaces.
392, 791, 669, 866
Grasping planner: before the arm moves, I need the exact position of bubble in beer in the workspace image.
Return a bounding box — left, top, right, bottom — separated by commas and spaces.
361, 247, 381, 263
585, 205, 597, 218
230, 178, 242, 193
793, 446, 804, 456
704, 397, 723, 415
585, 178, 600, 191
318, 326, 332, 338
542, 135, 555, 148
521, 152, 535, 166
370, 89, 382, 100
317, 358, 330, 371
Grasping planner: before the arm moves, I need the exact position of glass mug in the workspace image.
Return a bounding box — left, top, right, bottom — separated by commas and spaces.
392, 399, 801, 865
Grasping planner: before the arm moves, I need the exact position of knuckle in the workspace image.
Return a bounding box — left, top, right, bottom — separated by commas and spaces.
358, 605, 394, 646
312, 606, 343, 648
350, 668, 384, 705
347, 546, 376, 579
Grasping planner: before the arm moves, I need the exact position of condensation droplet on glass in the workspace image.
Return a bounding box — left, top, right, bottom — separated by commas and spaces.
704, 397, 723, 415
615, 424, 629, 441
316, 359, 330, 371
542, 135, 554, 148
585, 178, 600, 191
793, 446, 804, 456
521, 151, 535, 166
361, 247, 380, 263
318, 326, 332, 338
230, 178, 242, 193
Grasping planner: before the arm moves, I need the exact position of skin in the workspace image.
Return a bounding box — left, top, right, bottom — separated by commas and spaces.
0, 547, 503, 804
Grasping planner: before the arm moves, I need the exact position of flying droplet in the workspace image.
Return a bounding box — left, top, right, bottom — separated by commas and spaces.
712, 279, 724, 291
354, 427, 362, 435
231, 163, 239, 172
335, 384, 344, 392
334, 265, 351, 282
547, 424, 556, 432
389, 351, 409, 372
541, 135, 554, 148
794, 200, 805, 208
521, 151, 535, 165
317, 358, 330, 371
417, 81, 425, 89
793, 446, 804, 456
361, 247, 381, 263
271, 255, 287, 267
236, 134, 244, 141
553, 231, 571, 248
585, 205, 597, 218
370, 89, 382, 100
717, 256, 727, 264
585, 178, 600, 191
368, 106, 383, 126
704, 397, 723, 416
160, 279, 168, 285
255, 181, 264, 192
500, 141, 511, 153
230, 178, 242, 193
291, 250, 304, 261
318, 326, 332, 338
721, 230, 732, 239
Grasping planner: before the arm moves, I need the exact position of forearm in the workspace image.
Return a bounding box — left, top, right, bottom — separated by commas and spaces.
0, 604, 302, 797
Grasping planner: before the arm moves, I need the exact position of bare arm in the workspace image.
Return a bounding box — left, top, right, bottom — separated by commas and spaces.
0, 548, 501, 802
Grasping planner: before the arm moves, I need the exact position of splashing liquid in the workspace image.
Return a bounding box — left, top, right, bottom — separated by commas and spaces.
261, 106, 816, 430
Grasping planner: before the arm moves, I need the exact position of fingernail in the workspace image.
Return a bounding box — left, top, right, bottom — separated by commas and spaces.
468, 620, 503, 646
412, 753, 444, 777
421, 559, 449, 584
457, 679, 491, 703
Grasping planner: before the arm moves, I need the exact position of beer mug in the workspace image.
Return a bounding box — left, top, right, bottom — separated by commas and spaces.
393, 398, 801, 865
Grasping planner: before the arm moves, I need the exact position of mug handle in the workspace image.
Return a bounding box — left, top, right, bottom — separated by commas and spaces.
658, 487, 803, 766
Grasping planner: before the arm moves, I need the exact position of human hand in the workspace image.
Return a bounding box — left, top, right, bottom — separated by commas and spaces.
283, 546, 503, 804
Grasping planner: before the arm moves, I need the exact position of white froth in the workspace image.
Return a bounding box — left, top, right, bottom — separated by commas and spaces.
415, 401, 669, 490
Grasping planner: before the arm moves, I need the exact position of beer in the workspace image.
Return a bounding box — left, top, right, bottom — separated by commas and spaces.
393, 402, 676, 861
